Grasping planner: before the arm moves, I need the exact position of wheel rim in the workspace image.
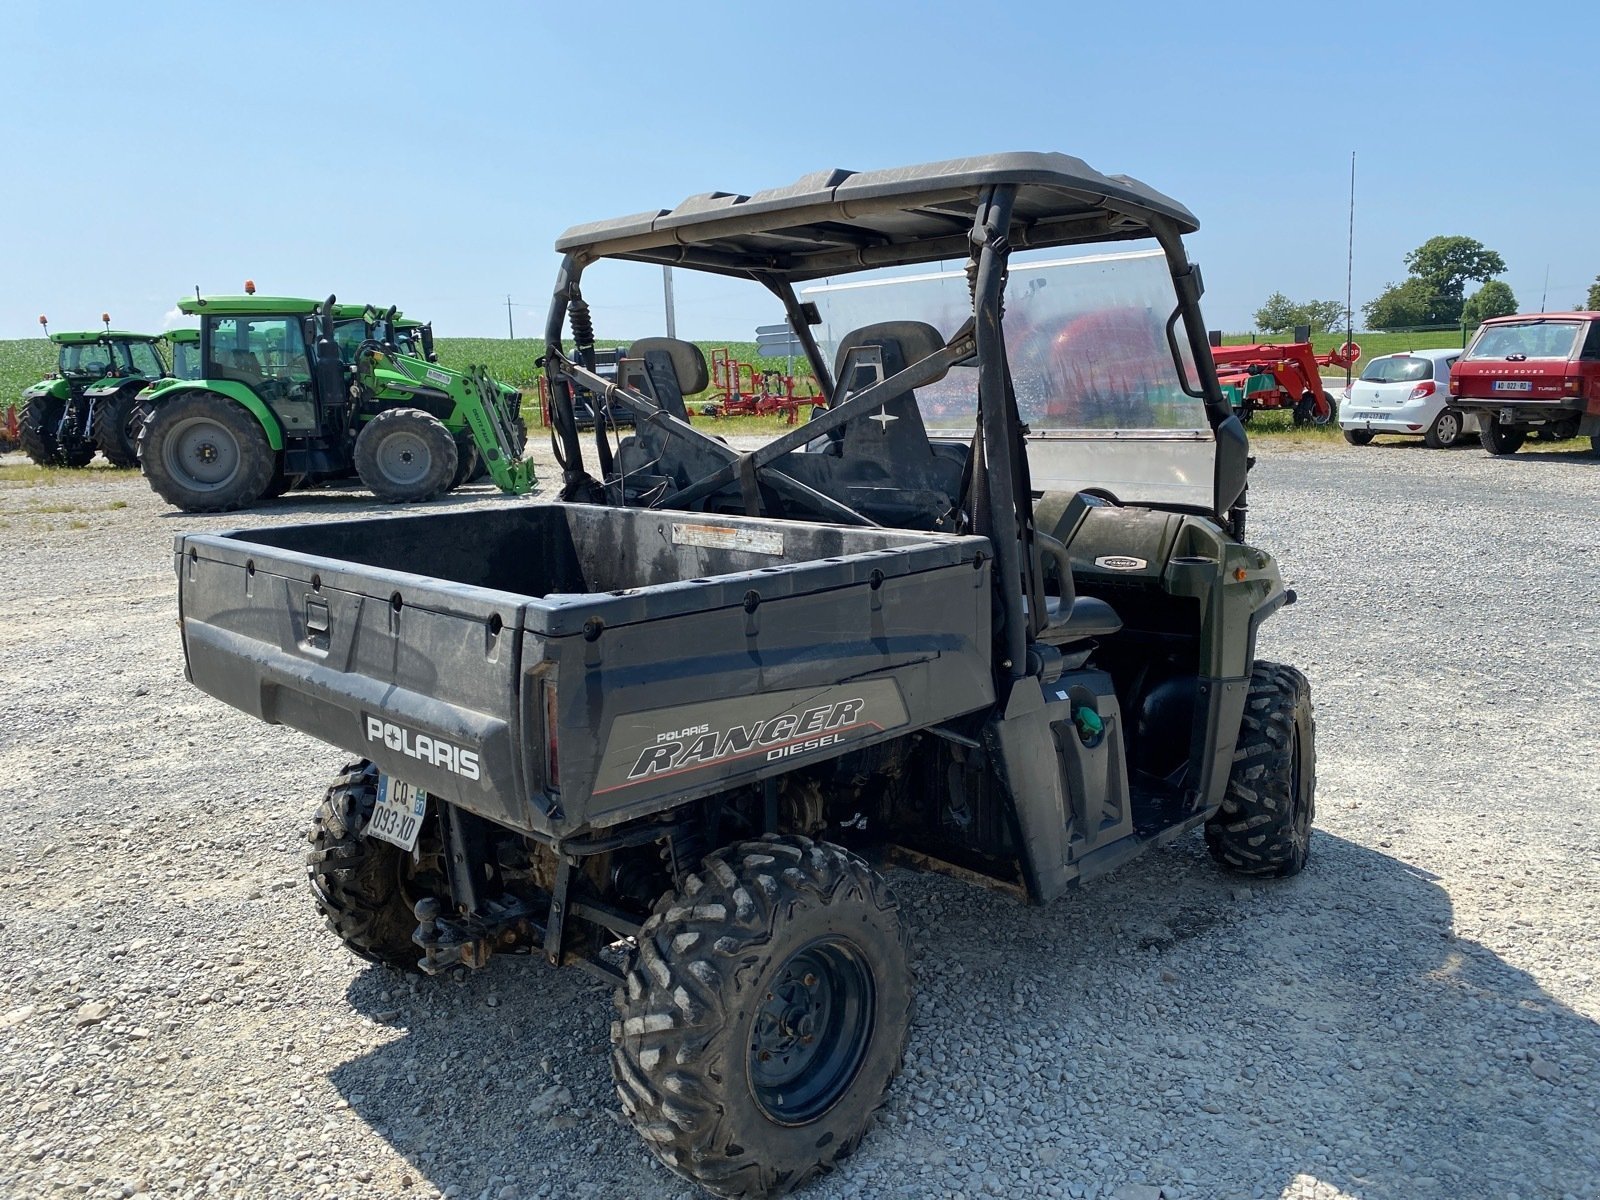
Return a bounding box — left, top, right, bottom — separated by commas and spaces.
375, 429, 433, 486
162, 415, 242, 490
748, 937, 875, 1125
1436, 412, 1459, 444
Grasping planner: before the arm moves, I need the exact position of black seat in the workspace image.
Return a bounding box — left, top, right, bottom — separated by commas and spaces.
627, 337, 708, 421
1041, 594, 1123, 641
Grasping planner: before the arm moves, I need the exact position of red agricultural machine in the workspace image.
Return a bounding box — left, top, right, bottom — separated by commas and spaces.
1210, 338, 1361, 426
0, 406, 19, 453
700, 347, 822, 424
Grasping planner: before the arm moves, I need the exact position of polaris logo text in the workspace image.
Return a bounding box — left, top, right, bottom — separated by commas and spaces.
365, 716, 480, 781
628, 698, 869, 782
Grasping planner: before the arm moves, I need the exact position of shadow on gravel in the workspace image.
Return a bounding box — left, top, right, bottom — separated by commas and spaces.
327, 830, 1600, 1200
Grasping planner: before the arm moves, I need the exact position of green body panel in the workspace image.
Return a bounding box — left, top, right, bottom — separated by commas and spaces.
23, 378, 70, 402
164, 329, 199, 343
179, 296, 320, 317
49, 330, 162, 345
142, 379, 286, 451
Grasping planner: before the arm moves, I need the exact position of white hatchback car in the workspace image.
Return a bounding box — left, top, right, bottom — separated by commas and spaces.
1337, 347, 1475, 448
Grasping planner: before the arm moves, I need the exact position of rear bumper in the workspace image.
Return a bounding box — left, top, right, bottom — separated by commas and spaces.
1339, 398, 1474, 435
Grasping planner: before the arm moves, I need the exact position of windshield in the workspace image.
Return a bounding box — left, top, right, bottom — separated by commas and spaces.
1464, 320, 1583, 361
126, 340, 165, 377
1360, 355, 1432, 384
59, 342, 117, 376
804, 248, 1205, 433
393, 327, 419, 357
332, 318, 370, 363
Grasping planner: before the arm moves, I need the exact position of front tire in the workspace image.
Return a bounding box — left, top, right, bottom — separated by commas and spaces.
1205, 661, 1316, 878
1481, 418, 1526, 456
353, 407, 458, 502
139, 391, 277, 511
1423, 407, 1464, 450
1342, 429, 1374, 446
304, 761, 445, 971
613, 835, 912, 1198
19, 395, 71, 466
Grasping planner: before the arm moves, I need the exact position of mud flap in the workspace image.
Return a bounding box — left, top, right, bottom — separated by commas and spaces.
984, 668, 1132, 904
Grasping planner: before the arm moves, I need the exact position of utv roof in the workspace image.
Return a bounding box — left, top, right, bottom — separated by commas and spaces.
50, 330, 162, 344
178, 296, 321, 316
553, 151, 1199, 281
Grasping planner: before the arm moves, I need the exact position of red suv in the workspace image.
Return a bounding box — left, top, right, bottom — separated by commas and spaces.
1450, 313, 1600, 455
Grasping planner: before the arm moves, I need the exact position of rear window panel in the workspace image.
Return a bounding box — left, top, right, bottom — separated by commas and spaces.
1359, 355, 1432, 384
1464, 321, 1583, 361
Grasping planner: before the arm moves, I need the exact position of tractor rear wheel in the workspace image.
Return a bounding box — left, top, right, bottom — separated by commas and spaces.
19, 396, 65, 466
1423, 407, 1465, 449
1590, 435, 1600, 456
613, 835, 912, 1198
305, 761, 447, 971
1342, 429, 1374, 446
353, 408, 457, 503
1480, 418, 1526, 456
139, 391, 278, 512
1205, 661, 1316, 878
92, 390, 147, 467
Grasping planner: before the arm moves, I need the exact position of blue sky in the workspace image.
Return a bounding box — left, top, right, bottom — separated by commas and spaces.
2, 1, 1596, 341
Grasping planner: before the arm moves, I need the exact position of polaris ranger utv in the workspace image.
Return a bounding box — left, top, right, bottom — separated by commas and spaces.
140, 290, 533, 510
20, 316, 171, 467
173, 153, 1316, 1197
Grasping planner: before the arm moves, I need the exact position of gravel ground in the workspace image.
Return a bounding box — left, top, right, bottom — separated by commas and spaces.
1, 438, 1597, 1200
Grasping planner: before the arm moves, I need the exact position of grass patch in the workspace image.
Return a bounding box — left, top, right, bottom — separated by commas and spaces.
0, 462, 125, 485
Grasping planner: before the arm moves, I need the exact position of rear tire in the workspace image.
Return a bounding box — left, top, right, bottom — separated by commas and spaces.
1423, 407, 1464, 450
1342, 429, 1374, 446
1481, 418, 1526, 456
1205, 661, 1316, 878
353, 407, 458, 502
304, 761, 445, 971
613, 835, 912, 1198
139, 391, 278, 511
1589, 435, 1600, 456
20, 395, 70, 466
92, 389, 148, 467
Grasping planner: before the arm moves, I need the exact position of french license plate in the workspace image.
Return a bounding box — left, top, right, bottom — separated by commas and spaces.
1493, 380, 1533, 392
368, 776, 428, 852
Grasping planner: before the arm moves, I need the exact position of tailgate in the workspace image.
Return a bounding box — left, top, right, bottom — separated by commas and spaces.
176, 532, 537, 832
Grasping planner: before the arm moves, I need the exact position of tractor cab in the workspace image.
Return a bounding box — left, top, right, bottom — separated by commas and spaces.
165, 328, 201, 380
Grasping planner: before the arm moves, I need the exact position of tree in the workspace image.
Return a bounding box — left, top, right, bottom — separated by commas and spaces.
1462, 280, 1518, 326
1363, 278, 1439, 330
1585, 275, 1600, 312
1253, 291, 1300, 332
1402, 236, 1507, 320
1300, 299, 1347, 333
1252, 294, 1347, 335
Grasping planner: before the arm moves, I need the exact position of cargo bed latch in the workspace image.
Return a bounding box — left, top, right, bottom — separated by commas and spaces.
304, 597, 331, 653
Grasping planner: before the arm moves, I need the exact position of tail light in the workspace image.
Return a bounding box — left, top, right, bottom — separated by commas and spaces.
543, 681, 560, 790
1448, 377, 1460, 396
1562, 377, 1585, 398
1409, 381, 1437, 401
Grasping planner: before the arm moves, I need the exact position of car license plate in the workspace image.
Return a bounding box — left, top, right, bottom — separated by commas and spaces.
368, 776, 429, 852
1493, 380, 1533, 392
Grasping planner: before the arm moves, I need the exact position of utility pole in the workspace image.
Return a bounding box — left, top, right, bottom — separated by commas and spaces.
506, 294, 515, 340
1345, 150, 1356, 390
663, 267, 677, 339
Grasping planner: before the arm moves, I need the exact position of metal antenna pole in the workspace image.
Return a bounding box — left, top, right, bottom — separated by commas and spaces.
1540, 265, 1550, 313
663, 267, 678, 339
1345, 151, 1356, 390
506, 294, 515, 340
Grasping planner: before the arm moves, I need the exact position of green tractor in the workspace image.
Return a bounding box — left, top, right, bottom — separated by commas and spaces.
137, 291, 534, 512
20, 315, 172, 467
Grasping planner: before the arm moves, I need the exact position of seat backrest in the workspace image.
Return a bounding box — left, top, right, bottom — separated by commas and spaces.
830, 321, 945, 461
627, 337, 708, 420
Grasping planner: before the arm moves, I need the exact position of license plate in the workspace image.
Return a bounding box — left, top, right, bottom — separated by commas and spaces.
1492, 380, 1533, 392
368, 776, 429, 852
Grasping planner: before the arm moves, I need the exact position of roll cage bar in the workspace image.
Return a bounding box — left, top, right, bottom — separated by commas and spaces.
540, 154, 1248, 690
